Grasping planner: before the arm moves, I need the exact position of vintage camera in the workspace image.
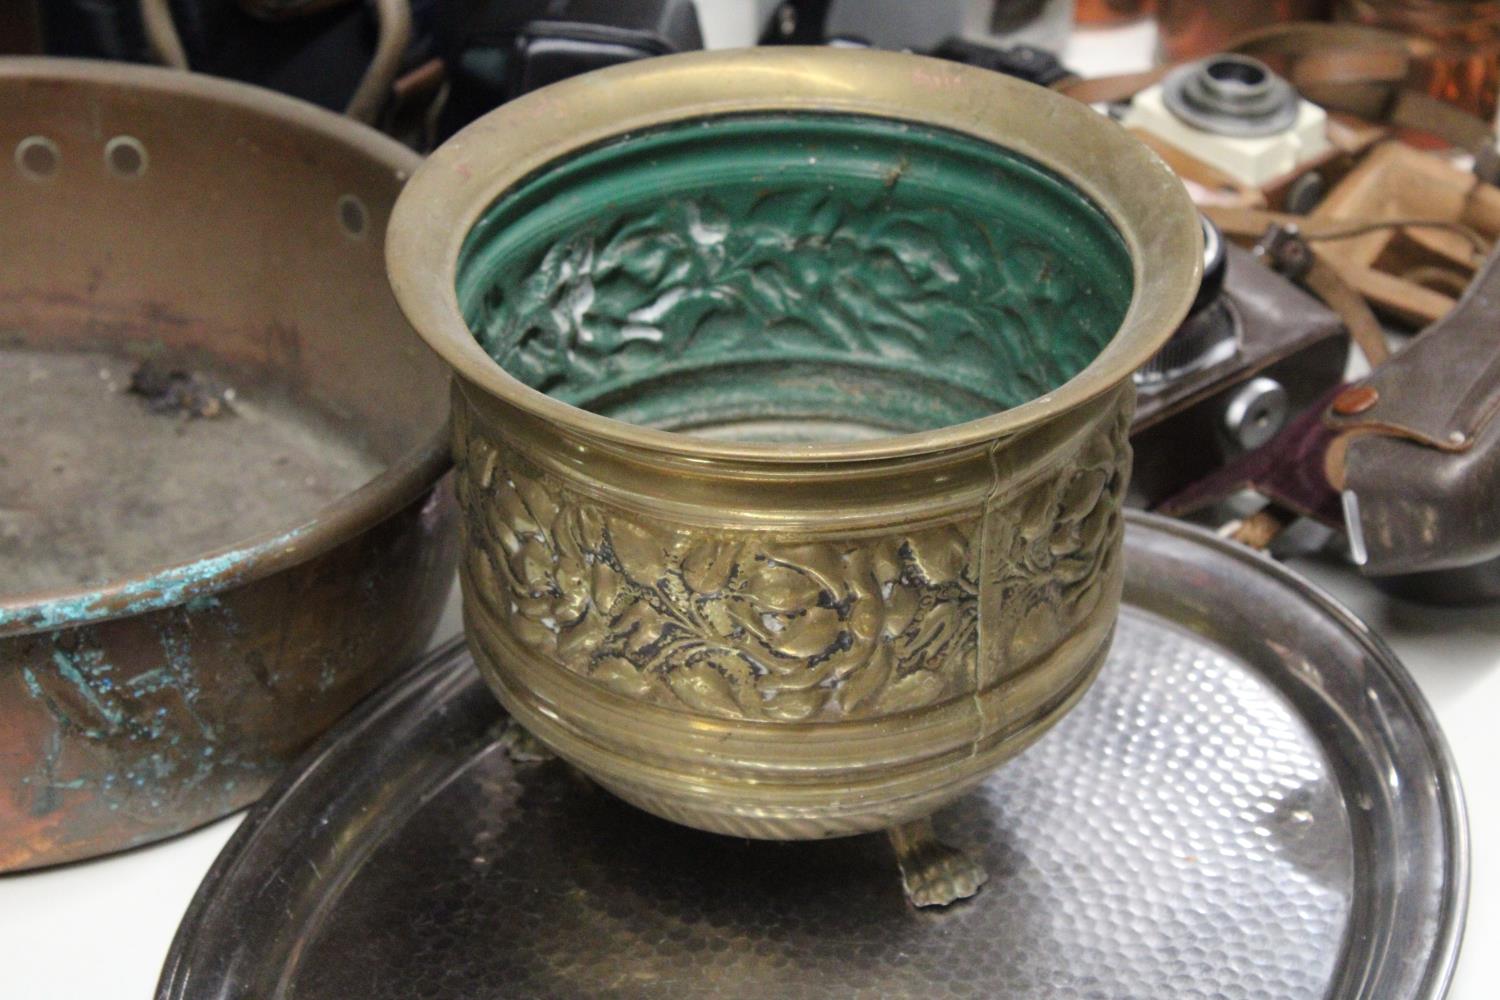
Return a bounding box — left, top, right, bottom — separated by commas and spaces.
1129, 216, 1349, 507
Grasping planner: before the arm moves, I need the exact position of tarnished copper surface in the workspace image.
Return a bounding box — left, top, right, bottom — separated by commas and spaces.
0, 59, 457, 871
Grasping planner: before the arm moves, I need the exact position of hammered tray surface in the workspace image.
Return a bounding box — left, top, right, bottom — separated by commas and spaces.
160, 518, 1465, 1000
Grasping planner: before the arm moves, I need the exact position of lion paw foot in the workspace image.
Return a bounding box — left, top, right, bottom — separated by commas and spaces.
496, 717, 554, 763
889, 817, 989, 908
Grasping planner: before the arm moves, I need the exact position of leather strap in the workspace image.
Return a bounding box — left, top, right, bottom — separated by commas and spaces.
1290, 47, 1408, 90
1390, 90, 1497, 153
1233, 22, 1416, 118
1302, 258, 1390, 366
1323, 243, 1500, 576
1327, 243, 1500, 462
1202, 205, 1393, 368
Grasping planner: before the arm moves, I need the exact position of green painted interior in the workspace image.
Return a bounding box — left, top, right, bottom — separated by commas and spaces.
456, 113, 1133, 440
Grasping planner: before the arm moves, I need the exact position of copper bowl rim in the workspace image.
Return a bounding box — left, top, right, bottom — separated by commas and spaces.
0, 58, 450, 638
387, 47, 1203, 467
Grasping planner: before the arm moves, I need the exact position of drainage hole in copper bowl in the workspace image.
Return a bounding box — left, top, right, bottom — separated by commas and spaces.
15, 135, 60, 180
104, 135, 148, 178
338, 193, 369, 239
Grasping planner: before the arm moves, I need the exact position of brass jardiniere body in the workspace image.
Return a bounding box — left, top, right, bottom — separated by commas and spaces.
389, 49, 1201, 903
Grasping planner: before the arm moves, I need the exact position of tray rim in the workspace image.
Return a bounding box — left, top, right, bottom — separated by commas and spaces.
156, 511, 1469, 1000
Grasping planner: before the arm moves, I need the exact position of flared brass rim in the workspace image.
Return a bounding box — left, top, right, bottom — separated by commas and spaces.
388, 47, 1203, 464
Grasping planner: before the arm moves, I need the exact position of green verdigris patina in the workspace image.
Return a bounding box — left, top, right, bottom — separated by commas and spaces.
456, 114, 1133, 440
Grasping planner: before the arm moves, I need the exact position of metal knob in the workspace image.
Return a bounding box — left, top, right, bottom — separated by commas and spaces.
1220, 376, 1289, 451
1162, 55, 1299, 138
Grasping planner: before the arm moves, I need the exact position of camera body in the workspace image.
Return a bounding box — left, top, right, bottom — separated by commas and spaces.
437, 0, 704, 139
1129, 233, 1348, 508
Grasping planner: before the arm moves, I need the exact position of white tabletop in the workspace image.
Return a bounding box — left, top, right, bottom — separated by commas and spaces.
1, 13, 1494, 999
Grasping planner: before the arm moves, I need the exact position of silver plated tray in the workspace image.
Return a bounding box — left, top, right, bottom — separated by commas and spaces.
158, 514, 1467, 1000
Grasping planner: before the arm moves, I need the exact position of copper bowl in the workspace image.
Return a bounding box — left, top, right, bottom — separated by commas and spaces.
388, 49, 1200, 903
0, 59, 458, 871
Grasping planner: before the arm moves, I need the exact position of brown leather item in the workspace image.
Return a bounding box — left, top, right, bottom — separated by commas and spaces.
1230, 22, 1500, 177
1342, 412, 1500, 576
1135, 244, 1348, 431
1229, 22, 1430, 121
1329, 244, 1500, 576
1126, 130, 1266, 210
1156, 0, 1332, 63
1328, 246, 1500, 454
1301, 141, 1496, 326
1129, 244, 1348, 507
1156, 383, 1346, 526
1152, 383, 1344, 524
1338, 0, 1500, 121
1204, 206, 1393, 366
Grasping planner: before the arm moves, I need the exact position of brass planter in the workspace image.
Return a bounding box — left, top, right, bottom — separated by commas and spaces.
389, 49, 1200, 903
